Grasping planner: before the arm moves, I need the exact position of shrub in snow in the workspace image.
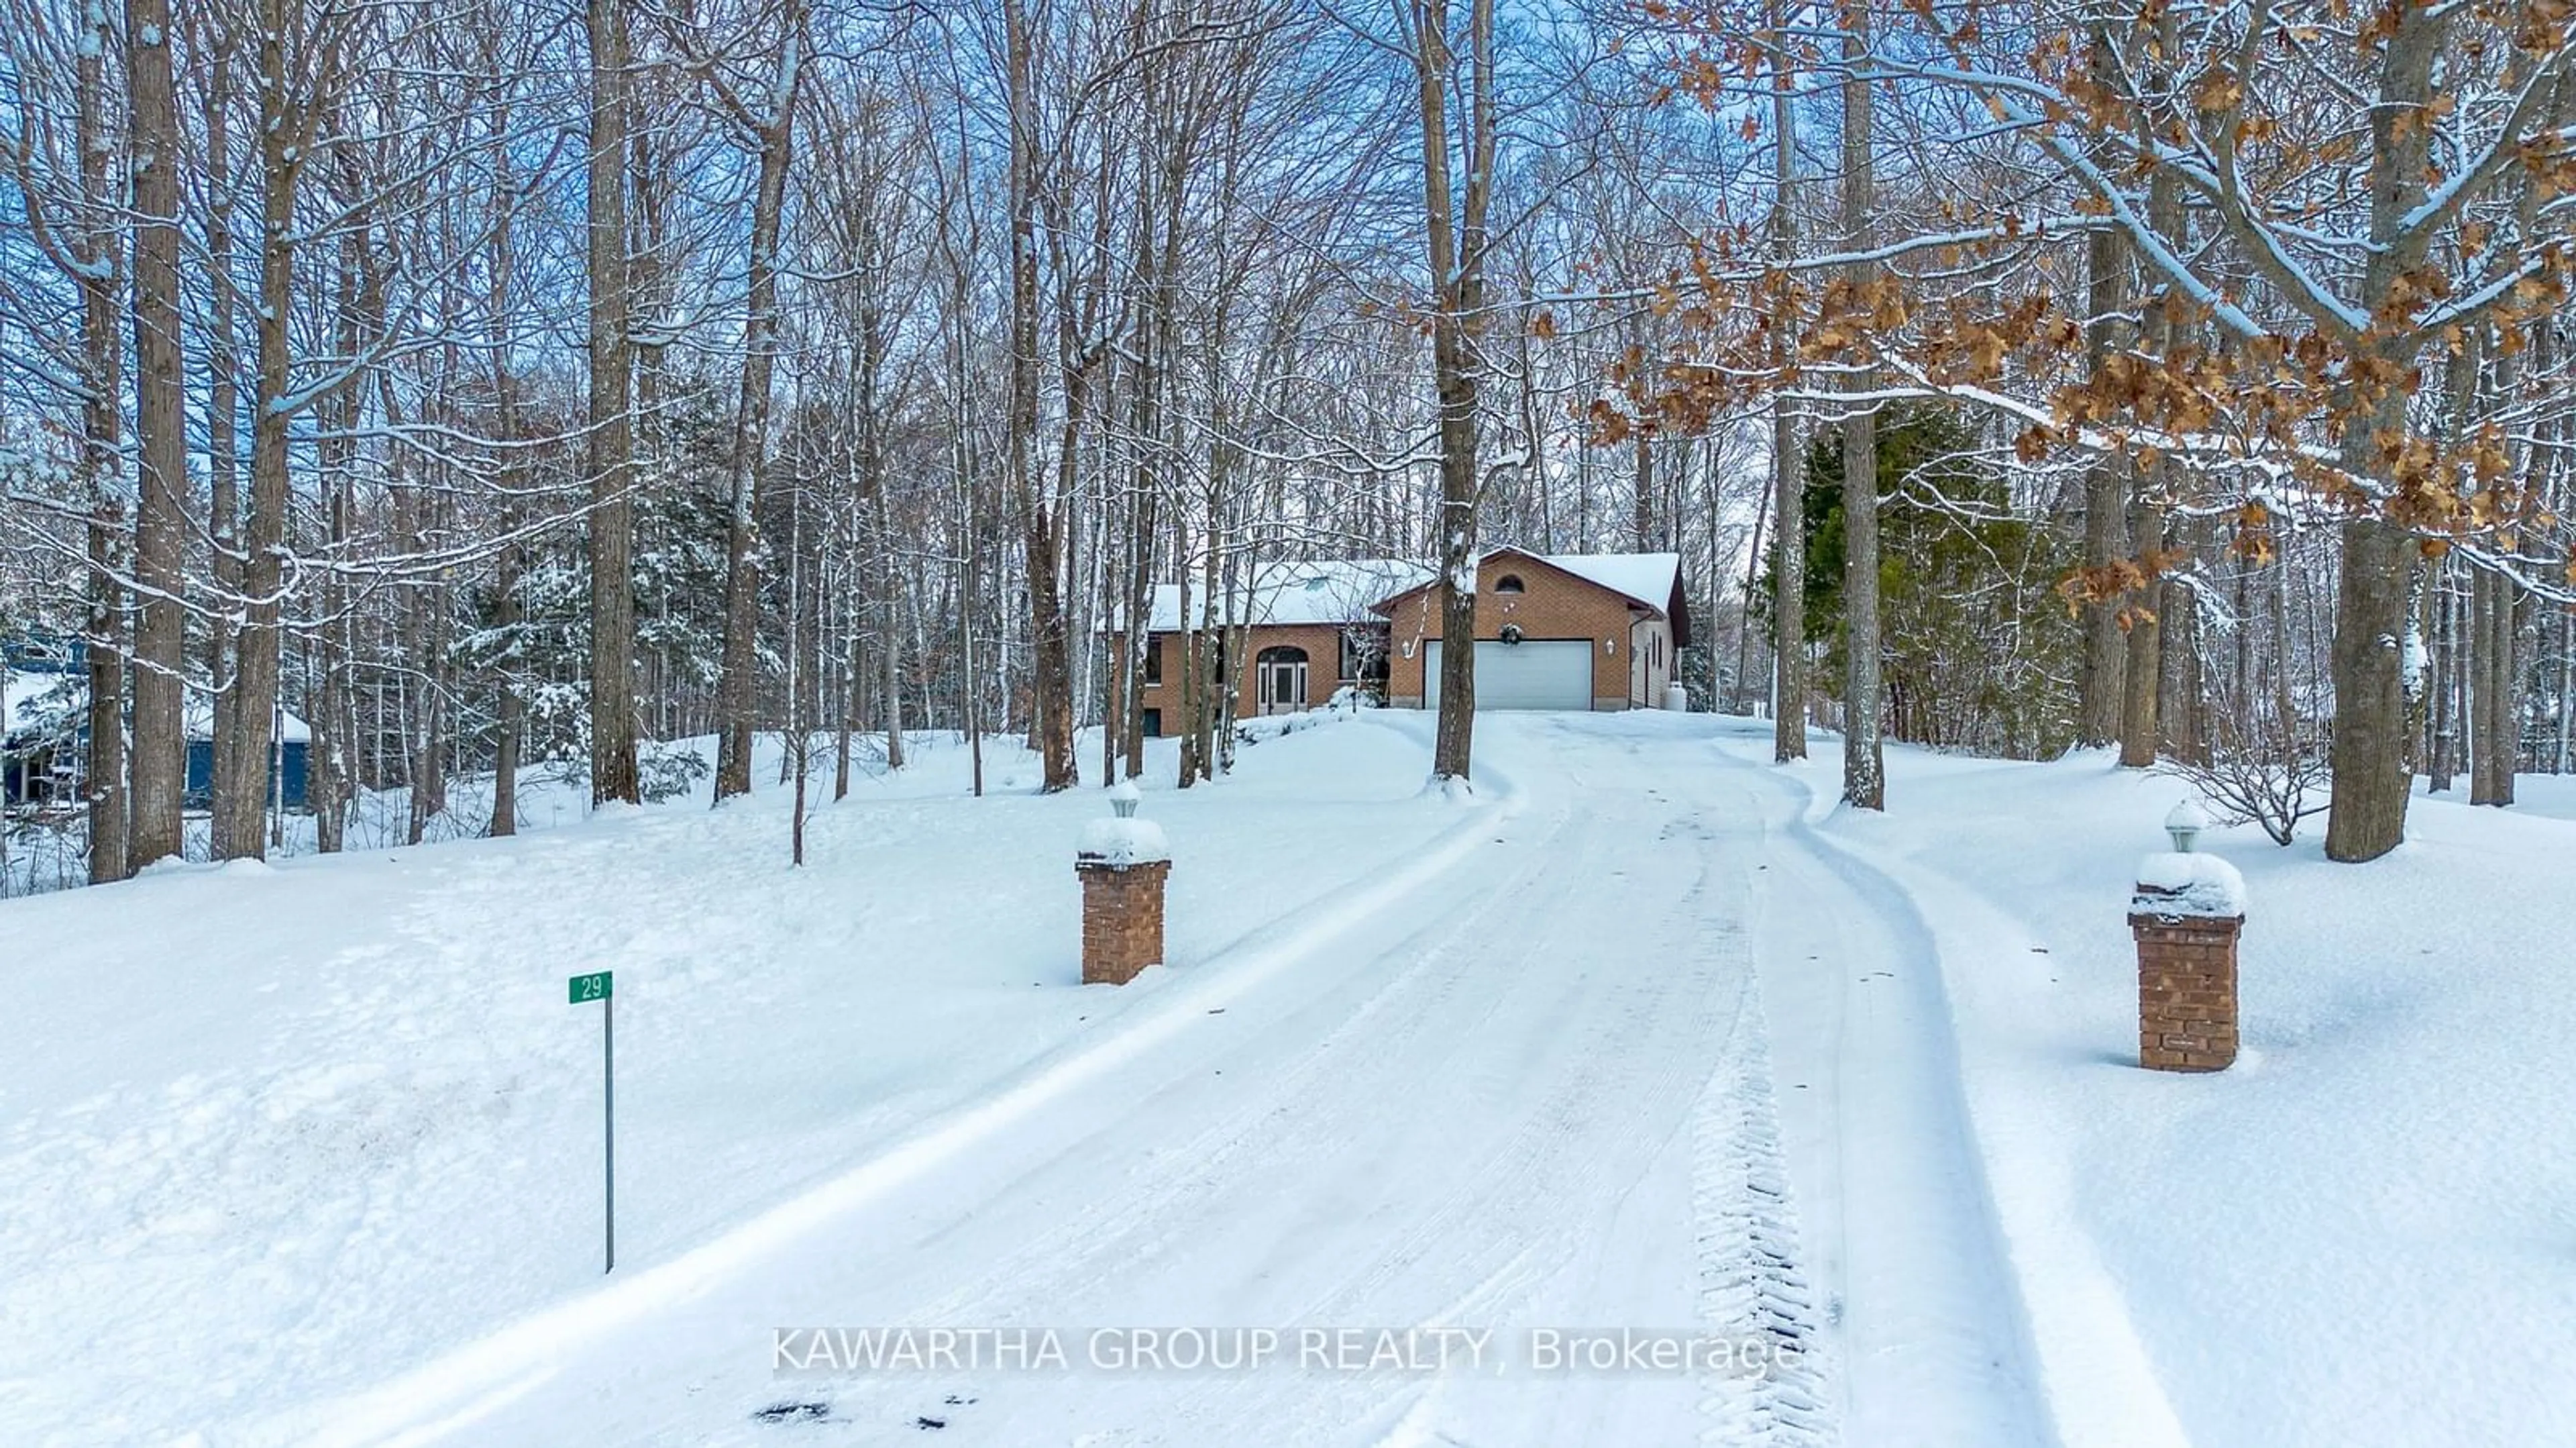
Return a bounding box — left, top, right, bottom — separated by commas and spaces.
2159, 699, 2327, 846
1232, 705, 1356, 747
638, 740, 712, 803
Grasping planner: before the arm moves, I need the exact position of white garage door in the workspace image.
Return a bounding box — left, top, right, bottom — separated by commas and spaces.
1425, 639, 1595, 712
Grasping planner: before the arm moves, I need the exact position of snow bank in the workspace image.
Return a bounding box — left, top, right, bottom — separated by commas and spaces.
2129, 851, 2247, 919
1711, 713, 2576, 1447
1077, 817, 1171, 866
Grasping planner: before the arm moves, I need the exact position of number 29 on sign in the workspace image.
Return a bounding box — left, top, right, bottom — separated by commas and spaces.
569, 969, 614, 1272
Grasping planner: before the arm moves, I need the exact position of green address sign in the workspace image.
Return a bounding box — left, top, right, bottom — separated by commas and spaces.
569, 970, 612, 1004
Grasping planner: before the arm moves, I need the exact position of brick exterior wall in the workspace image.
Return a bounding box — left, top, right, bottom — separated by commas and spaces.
1111, 623, 1365, 735
1381, 552, 1650, 710
1079, 858, 1171, 985
2129, 910, 2242, 1072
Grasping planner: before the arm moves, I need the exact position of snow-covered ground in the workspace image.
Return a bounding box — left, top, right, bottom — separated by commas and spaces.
0, 719, 1472, 1445
3, 709, 2568, 1446
1723, 719, 2576, 1448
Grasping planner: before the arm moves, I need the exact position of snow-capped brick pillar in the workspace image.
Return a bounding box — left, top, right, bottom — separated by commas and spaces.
2128, 850, 2248, 1072
1077, 783, 1171, 986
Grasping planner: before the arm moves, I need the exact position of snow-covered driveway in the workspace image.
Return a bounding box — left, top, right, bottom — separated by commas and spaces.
291, 715, 2049, 1448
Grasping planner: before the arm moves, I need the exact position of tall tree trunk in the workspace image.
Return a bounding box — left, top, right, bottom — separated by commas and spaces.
1173, 517, 1198, 786
1002, 0, 1077, 793
1631, 431, 1654, 550
2118, 92, 2188, 771
586, 0, 641, 807
66, 1, 128, 883
406, 493, 449, 843
1413, 0, 1493, 785
1194, 515, 1223, 782
488, 141, 525, 837
127, 0, 186, 870
2075, 29, 2129, 750
1837, 0, 1883, 809
307, 214, 360, 856
2471, 566, 2521, 806
492, 522, 524, 835
1123, 144, 1180, 782
835, 599, 856, 800
712, 23, 802, 804
2323, 0, 2447, 862
203, 35, 240, 837
875, 486, 904, 772
215, 0, 302, 860
1768, 0, 1803, 760
311, 453, 350, 854
2118, 489, 2164, 768
2426, 560, 2456, 791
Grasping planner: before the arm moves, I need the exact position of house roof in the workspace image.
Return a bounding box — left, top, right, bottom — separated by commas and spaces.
1371, 547, 1689, 644
1, 672, 70, 739
1133, 549, 1691, 647
3, 672, 312, 744
1537, 552, 1684, 615
1142, 558, 1433, 633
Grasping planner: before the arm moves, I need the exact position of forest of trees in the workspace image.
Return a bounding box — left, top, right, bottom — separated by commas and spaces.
3, 0, 2572, 892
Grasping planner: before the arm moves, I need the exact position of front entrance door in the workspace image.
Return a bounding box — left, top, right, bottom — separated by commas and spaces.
1257, 648, 1309, 715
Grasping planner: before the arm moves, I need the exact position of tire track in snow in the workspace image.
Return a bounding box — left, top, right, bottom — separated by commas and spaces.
1717, 734, 2062, 1447
1694, 966, 1835, 1447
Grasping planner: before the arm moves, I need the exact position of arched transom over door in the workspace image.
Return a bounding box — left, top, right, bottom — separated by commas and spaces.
1256, 645, 1310, 715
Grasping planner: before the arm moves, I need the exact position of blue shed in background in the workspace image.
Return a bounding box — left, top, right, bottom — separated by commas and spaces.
3, 638, 309, 810
182, 696, 311, 809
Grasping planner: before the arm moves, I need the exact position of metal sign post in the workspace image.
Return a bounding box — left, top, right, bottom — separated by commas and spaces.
568, 970, 614, 1272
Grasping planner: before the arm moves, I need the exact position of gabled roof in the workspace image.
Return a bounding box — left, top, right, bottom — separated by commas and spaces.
1370, 546, 1688, 643
1140, 558, 1432, 633
1538, 552, 1684, 616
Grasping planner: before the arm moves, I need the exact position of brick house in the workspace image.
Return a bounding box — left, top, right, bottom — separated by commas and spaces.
1114, 550, 1686, 735
1375, 548, 1688, 713
1116, 560, 1430, 737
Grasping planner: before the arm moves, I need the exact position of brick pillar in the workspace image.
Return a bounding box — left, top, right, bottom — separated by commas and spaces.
1077, 859, 1170, 986
2128, 903, 2242, 1072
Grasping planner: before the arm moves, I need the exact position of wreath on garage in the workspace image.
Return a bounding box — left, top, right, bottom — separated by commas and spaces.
1499, 624, 1524, 645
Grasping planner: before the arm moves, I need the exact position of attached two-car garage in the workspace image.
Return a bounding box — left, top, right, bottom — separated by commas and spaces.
1423, 638, 1594, 713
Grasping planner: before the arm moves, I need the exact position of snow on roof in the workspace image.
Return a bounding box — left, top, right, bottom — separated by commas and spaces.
1372, 548, 1683, 617
1132, 550, 1684, 635
2, 671, 311, 743
1538, 552, 1682, 613
185, 689, 313, 744
3, 672, 76, 736
1144, 559, 1432, 633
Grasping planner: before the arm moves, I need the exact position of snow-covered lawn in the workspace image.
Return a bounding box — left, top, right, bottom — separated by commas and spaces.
1727, 718, 2576, 1448
0, 717, 1470, 1446
5, 708, 2569, 1447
